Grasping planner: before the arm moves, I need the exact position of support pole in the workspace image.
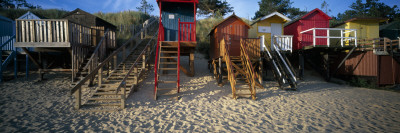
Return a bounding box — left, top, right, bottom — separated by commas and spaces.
74, 88, 81, 110
189, 49, 195, 77
218, 57, 222, 86
299, 51, 304, 80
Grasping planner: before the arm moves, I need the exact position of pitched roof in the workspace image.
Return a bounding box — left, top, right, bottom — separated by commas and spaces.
379, 20, 400, 31
331, 17, 388, 28
157, 0, 199, 5
208, 14, 250, 35
284, 8, 331, 27
63, 8, 116, 28
18, 11, 45, 19
251, 11, 291, 26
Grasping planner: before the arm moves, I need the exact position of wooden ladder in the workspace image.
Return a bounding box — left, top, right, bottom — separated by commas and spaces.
154, 41, 180, 100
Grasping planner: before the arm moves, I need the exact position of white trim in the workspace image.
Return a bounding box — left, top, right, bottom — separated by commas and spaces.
259, 12, 291, 22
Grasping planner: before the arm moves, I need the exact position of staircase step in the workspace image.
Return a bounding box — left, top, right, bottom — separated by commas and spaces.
236, 87, 250, 90
159, 68, 177, 70
93, 92, 119, 95
159, 80, 177, 84
157, 88, 177, 91
160, 74, 177, 76
161, 51, 178, 53
160, 62, 177, 64
161, 46, 178, 48
160, 57, 177, 59
88, 97, 121, 101
83, 103, 121, 106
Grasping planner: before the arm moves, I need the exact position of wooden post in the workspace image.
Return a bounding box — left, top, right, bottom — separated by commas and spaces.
218, 57, 222, 86
74, 88, 81, 109
299, 51, 304, 80
189, 49, 195, 77
142, 54, 146, 70
26, 54, 29, 78
98, 67, 102, 87
114, 55, 117, 70
121, 83, 126, 109
324, 53, 329, 81
133, 66, 138, 92
258, 56, 263, 83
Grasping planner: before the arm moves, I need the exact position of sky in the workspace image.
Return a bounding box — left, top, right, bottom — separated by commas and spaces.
27, 0, 399, 19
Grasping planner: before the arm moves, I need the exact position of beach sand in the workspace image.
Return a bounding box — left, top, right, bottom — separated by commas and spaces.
1, 54, 400, 132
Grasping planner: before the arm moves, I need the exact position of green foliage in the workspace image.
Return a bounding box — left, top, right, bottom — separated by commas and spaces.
253, 0, 306, 20
198, 0, 233, 17
196, 17, 223, 58
94, 10, 150, 26
349, 77, 377, 89
136, 0, 154, 15
94, 11, 150, 45
0, 0, 40, 9
336, 0, 400, 22
0, 8, 68, 19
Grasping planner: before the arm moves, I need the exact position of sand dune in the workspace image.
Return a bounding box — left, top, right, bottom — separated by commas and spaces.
0, 54, 399, 132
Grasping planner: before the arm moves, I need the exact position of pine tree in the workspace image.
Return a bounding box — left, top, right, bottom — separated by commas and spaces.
136, 0, 154, 15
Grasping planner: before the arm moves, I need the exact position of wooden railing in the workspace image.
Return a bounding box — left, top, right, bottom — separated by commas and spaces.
273, 35, 293, 52
70, 18, 158, 109
240, 39, 257, 100
241, 38, 260, 60
355, 38, 399, 54
0, 35, 17, 82
221, 39, 237, 99
115, 32, 158, 108
16, 19, 69, 43
178, 20, 196, 42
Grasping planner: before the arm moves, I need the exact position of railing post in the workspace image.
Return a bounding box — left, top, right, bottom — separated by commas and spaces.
121, 83, 126, 109
142, 54, 146, 70
354, 30, 357, 47
341, 29, 343, 47
133, 66, 138, 92
327, 29, 330, 47
74, 87, 81, 109
113, 55, 117, 70
98, 67, 102, 87
313, 29, 316, 47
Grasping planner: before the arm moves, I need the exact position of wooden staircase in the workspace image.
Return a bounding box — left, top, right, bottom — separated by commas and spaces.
263, 41, 297, 90
154, 41, 180, 100
0, 34, 17, 82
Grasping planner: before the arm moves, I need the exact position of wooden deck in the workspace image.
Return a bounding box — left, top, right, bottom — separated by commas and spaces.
160, 41, 197, 47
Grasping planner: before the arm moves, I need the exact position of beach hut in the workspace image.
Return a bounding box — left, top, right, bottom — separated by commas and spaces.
331, 17, 387, 41
380, 20, 400, 40
18, 11, 42, 19
330, 17, 399, 86
209, 14, 250, 58
250, 12, 292, 51
154, 0, 199, 100
284, 8, 331, 50
63, 8, 116, 30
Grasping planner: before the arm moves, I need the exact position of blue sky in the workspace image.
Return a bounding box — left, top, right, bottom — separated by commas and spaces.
27, 0, 399, 19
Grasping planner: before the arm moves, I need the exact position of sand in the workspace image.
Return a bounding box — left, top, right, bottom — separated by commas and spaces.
0, 54, 400, 132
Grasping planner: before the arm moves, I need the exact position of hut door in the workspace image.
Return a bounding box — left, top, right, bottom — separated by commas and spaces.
271, 23, 282, 47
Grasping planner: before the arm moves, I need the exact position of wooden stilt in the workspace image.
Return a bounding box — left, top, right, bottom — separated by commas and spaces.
189, 49, 195, 77
218, 57, 222, 86
74, 88, 81, 110
299, 51, 304, 80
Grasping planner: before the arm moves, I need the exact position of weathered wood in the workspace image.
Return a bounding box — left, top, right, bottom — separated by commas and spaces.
74, 88, 81, 109
14, 42, 70, 47
21, 48, 42, 69
98, 67, 102, 87
30, 20, 34, 42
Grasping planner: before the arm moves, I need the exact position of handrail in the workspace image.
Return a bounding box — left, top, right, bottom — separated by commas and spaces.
1, 35, 16, 48
221, 39, 237, 99
240, 39, 258, 95
71, 17, 158, 95
273, 35, 293, 52
115, 31, 158, 94
300, 28, 357, 47
178, 21, 196, 42
82, 29, 110, 70
272, 41, 297, 83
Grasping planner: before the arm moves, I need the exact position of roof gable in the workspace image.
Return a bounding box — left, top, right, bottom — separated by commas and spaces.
284, 8, 331, 27
18, 11, 44, 19
63, 8, 116, 28
251, 12, 291, 26
208, 14, 250, 36
332, 17, 388, 28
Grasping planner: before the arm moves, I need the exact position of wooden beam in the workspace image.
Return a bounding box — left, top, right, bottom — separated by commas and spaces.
21, 48, 42, 69
14, 42, 70, 47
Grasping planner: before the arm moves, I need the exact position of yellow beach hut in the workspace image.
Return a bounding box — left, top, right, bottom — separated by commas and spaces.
249, 12, 291, 51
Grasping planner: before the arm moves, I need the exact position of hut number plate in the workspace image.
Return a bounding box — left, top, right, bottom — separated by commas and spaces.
169, 14, 174, 19
258, 26, 271, 33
